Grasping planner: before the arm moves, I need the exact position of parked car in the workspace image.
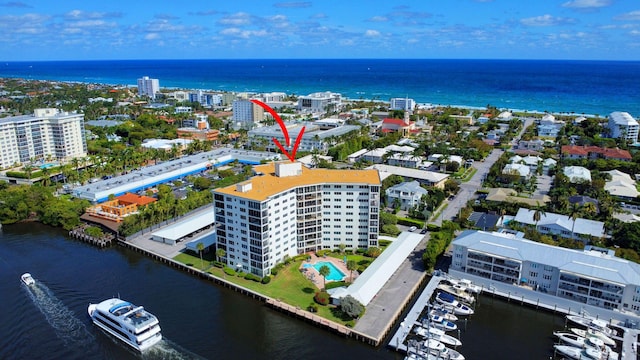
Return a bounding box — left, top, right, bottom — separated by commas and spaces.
409, 226, 417, 232
420, 228, 428, 234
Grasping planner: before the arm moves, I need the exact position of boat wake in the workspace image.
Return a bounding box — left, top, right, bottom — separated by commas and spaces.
24, 279, 95, 348
141, 338, 207, 360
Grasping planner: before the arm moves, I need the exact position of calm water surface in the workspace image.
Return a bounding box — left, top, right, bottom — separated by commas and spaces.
1, 223, 565, 360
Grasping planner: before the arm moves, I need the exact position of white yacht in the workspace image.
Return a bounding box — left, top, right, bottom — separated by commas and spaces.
435, 292, 474, 316
567, 315, 617, 337
429, 307, 458, 322
570, 327, 616, 347
436, 283, 475, 304
554, 331, 618, 359
423, 339, 465, 360
445, 278, 482, 294
21, 273, 35, 286
553, 344, 608, 360
413, 325, 462, 347
88, 298, 162, 352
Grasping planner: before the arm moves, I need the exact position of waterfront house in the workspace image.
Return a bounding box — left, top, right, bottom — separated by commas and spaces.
450, 230, 640, 314
512, 208, 605, 241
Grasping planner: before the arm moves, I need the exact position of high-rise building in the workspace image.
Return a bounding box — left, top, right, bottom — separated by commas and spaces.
390, 97, 416, 111
232, 100, 264, 129
213, 162, 381, 277
608, 111, 639, 144
137, 76, 160, 99
0, 108, 87, 169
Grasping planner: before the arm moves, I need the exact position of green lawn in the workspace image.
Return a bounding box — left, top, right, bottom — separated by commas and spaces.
172, 251, 354, 324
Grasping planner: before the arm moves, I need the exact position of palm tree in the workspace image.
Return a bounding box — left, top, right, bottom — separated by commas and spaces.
216, 248, 226, 263
532, 201, 546, 229
196, 242, 205, 269
568, 203, 582, 240
347, 260, 357, 283
318, 265, 330, 290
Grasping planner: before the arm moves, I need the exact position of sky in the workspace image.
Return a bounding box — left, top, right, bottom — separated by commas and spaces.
1, 0, 639, 61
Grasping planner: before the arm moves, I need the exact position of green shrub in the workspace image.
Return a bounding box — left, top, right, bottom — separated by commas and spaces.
307, 303, 318, 313
223, 267, 236, 276
325, 281, 348, 290
397, 217, 425, 228
345, 321, 355, 328
340, 295, 364, 319
427, 224, 441, 231
314, 291, 330, 305
261, 275, 271, 284
378, 240, 392, 247
356, 248, 366, 254
244, 273, 261, 282
270, 268, 279, 276
212, 261, 224, 268
6, 171, 28, 179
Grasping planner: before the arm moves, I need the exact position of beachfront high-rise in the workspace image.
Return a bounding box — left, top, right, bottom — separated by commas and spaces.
213, 162, 381, 277
232, 100, 264, 129
0, 108, 87, 169
137, 76, 160, 99
608, 111, 639, 144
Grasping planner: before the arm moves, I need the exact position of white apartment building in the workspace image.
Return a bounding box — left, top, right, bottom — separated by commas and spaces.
297, 91, 342, 113
450, 230, 640, 314
247, 122, 359, 153
213, 162, 381, 277
232, 100, 264, 129
0, 108, 87, 169
608, 111, 639, 144
137, 76, 160, 99
390, 97, 416, 111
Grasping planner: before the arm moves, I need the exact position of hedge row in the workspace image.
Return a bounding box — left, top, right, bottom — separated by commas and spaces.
397, 217, 425, 228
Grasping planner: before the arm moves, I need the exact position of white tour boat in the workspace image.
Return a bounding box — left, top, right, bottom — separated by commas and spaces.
435, 292, 474, 316
21, 273, 35, 286
413, 325, 462, 347
88, 298, 162, 352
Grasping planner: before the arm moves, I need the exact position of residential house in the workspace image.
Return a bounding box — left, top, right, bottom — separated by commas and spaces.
561, 145, 632, 161
502, 163, 531, 179
603, 169, 639, 199
512, 208, 605, 241
563, 166, 591, 183
385, 180, 428, 210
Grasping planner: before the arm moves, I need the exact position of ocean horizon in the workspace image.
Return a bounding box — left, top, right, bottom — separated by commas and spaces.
1, 58, 639, 116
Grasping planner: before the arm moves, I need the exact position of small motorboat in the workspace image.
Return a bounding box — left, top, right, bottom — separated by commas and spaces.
554, 331, 618, 359
553, 344, 609, 360
570, 327, 616, 347
435, 292, 474, 316
426, 314, 457, 332
423, 339, 465, 360
437, 283, 475, 304
413, 325, 462, 347
429, 307, 458, 322
21, 273, 35, 286
567, 315, 616, 337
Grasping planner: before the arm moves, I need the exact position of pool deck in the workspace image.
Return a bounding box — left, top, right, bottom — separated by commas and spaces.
299, 253, 358, 289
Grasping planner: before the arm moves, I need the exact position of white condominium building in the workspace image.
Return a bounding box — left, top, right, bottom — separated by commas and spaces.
451, 230, 640, 314
137, 76, 160, 99
0, 108, 87, 169
297, 91, 342, 113
213, 162, 381, 277
390, 97, 416, 111
232, 100, 264, 129
608, 111, 639, 143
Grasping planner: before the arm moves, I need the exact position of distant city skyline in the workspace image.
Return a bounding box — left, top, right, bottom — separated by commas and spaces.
1, 1, 639, 61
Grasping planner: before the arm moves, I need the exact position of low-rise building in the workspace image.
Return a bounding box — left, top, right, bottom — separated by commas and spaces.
608, 111, 639, 144
512, 208, 605, 241
385, 181, 427, 210
563, 166, 591, 183
450, 230, 640, 314
561, 145, 632, 161
502, 163, 530, 178
603, 169, 639, 199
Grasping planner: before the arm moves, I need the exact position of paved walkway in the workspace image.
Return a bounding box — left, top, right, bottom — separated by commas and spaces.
353, 233, 430, 341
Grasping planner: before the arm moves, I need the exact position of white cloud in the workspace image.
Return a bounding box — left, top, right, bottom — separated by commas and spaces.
218, 12, 252, 26
615, 11, 640, 21
365, 29, 380, 37
368, 16, 388, 22
220, 27, 267, 39
145, 33, 160, 40
520, 14, 575, 26
562, 0, 610, 8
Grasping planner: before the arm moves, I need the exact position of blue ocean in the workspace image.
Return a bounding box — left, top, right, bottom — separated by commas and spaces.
1, 59, 639, 116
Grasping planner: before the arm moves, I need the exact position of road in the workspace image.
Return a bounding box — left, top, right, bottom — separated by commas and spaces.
432, 148, 504, 226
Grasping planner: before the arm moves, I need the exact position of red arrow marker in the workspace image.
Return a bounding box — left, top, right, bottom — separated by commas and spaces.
250, 99, 305, 162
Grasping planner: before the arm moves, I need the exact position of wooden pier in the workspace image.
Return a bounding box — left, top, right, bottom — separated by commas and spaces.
68, 227, 114, 248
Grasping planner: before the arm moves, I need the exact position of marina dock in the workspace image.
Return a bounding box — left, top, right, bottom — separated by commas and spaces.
388, 274, 446, 353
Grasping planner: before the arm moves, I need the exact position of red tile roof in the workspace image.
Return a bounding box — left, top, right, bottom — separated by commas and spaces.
116, 193, 157, 206
382, 118, 408, 126
561, 145, 632, 160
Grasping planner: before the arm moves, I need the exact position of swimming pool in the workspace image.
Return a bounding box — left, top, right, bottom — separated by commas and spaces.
313, 261, 346, 281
